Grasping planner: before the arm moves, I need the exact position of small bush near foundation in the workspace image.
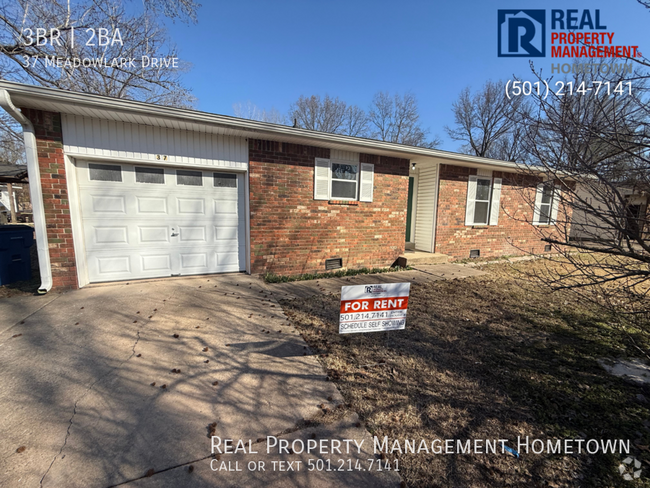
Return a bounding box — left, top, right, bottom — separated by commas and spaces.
263, 266, 411, 283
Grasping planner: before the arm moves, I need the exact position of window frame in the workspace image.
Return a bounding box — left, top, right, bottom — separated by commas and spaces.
176, 169, 204, 187
533, 181, 559, 226
88, 163, 123, 183
134, 166, 165, 185
538, 183, 554, 225
213, 172, 237, 188
329, 161, 360, 201
472, 177, 493, 226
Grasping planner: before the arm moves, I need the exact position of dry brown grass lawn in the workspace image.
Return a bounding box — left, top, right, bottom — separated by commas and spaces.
281, 259, 650, 488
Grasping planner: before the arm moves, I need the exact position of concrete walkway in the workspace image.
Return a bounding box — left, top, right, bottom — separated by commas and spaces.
267, 263, 486, 300
0, 274, 399, 487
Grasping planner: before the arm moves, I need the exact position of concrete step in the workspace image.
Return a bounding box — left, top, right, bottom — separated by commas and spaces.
396, 251, 449, 268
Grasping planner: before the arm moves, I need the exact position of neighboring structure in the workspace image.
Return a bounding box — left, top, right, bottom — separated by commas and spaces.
0, 163, 29, 223
570, 183, 647, 242
0, 81, 569, 291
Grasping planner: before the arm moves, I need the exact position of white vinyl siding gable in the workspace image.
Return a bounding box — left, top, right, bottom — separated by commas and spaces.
62, 115, 248, 170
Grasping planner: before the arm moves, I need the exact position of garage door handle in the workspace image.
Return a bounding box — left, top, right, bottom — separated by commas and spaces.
171, 232, 179, 237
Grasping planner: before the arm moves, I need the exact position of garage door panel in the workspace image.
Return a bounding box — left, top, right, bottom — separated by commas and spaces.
177, 198, 205, 215
137, 196, 168, 214
141, 254, 172, 272
180, 252, 208, 270
214, 200, 238, 215
179, 226, 206, 242
77, 161, 245, 283
96, 255, 131, 275
215, 226, 238, 241
216, 252, 239, 266
94, 226, 129, 244
139, 226, 170, 244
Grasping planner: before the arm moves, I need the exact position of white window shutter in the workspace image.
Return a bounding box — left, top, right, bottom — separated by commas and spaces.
489, 178, 502, 225
359, 163, 374, 202
550, 187, 561, 224
533, 183, 544, 225
314, 158, 330, 200
465, 175, 477, 225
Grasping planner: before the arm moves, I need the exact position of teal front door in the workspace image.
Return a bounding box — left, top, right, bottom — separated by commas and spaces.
406, 176, 414, 242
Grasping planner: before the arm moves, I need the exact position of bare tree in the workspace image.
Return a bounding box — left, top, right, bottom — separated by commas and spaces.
368, 91, 440, 148
511, 56, 650, 351
0, 0, 197, 107
233, 101, 286, 125
289, 94, 362, 135
0, 0, 199, 167
445, 80, 530, 161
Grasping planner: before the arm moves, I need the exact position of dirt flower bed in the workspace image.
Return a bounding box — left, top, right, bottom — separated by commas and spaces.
281, 260, 650, 488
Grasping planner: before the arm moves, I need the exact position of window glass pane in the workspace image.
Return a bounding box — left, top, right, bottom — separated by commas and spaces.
474, 201, 489, 224
176, 170, 203, 186
331, 163, 358, 181
475, 179, 491, 201
89, 163, 122, 182
213, 173, 237, 188
541, 184, 553, 204
135, 166, 164, 184
331, 181, 357, 199
539, 203, 551, 224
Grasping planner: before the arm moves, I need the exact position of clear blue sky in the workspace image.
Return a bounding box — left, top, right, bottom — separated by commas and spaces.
166, 0, 649, 151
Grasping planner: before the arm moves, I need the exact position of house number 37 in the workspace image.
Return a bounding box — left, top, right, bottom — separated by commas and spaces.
156, 155, 168, 161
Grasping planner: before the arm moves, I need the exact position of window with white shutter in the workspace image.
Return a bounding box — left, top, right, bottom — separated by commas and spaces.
533, 182, 558, 225
465, 175, 502, 226
313, 158, 374, 202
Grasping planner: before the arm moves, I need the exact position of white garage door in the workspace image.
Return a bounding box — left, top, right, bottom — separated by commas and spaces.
76, 161, 246, 283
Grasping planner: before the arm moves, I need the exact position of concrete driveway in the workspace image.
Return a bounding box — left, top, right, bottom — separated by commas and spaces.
0, 274, 400, 487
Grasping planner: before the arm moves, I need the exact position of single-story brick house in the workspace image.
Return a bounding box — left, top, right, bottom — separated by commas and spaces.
0, 81, 569, 292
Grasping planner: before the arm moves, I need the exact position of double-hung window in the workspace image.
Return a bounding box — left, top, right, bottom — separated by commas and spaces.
465, 174, 502, 226
533, 182, 560, 225
331, 163, 359, 200
314, 158, 374, 202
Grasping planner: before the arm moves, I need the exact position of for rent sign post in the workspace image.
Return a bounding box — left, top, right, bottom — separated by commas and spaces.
339, 283, 411, 334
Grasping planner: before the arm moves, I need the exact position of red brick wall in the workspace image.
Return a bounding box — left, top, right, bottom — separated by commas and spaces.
22, 109, 78, 290
249, 139, 409, 275
434, 164, 570, 260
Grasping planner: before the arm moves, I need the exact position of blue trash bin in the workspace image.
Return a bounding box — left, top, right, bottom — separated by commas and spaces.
0, 225, 35, 285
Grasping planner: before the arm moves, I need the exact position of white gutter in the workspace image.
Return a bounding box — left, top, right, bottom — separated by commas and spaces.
0, 90, 53, 293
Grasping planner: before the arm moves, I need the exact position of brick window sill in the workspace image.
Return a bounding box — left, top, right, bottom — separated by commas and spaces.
469, 225, 489, 229
328, 200, 359, 206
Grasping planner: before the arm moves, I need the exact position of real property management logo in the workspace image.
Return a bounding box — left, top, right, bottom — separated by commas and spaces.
498, 9, 641, 59
498, 10, 546, 57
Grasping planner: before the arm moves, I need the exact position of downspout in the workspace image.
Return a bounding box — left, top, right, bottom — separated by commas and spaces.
0, 90, 53, 293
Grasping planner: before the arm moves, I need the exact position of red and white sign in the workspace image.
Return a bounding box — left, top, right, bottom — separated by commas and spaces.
339, 282, 411, 334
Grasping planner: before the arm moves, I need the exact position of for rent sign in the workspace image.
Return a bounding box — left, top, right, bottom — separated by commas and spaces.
339, 283, 411, 334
